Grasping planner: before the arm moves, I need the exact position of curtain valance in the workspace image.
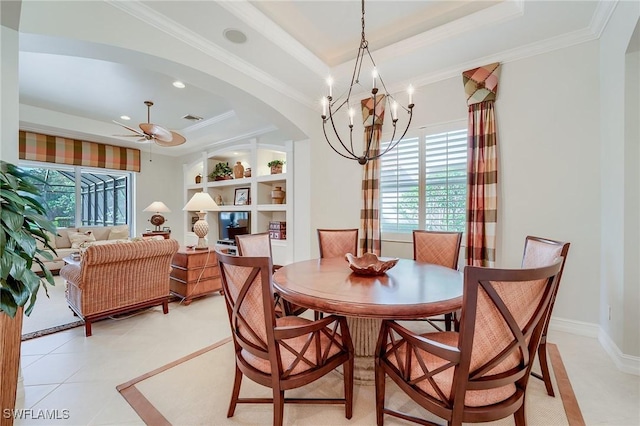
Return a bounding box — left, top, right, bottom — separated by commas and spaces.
19, 131, 141, 173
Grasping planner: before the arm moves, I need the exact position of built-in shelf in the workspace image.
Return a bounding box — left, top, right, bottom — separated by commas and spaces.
183, 140, 294, 265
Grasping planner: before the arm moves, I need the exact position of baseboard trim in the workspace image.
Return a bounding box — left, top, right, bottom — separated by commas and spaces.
550, 317, 640, 376
598, 329, 640, 376
549, 317, 599, 338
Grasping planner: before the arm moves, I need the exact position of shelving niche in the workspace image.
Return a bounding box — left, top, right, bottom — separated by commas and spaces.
183, 140, 293, 264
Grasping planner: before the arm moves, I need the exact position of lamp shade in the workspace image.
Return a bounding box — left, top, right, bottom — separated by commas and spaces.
183, 192, 219, 212
143, 201, 171, 213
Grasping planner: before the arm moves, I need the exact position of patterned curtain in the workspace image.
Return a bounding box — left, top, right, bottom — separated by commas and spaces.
359, 95, 385, 256
19, 131, 141, 172
462, 63, 500, 267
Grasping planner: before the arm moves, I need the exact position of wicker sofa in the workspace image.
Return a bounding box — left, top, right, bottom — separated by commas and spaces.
34, 225, 130, 274
59, 238, 180, 336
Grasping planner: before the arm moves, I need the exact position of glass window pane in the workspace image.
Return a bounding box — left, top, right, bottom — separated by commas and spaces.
21, 167, 76, 228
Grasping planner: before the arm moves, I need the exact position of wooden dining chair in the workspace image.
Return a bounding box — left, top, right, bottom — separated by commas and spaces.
522, 235, 570, 397
375, 259, 563, 426
216, 251, 354, 426
315, 228, 359, 319
235, 232, 307, 317
412, 230, 463, 331
317, 228, 359, 258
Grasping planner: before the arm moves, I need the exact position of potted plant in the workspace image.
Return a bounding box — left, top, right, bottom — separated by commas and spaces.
208, 162, 233, 181
1, 161, 56, 422
268, 160, 285, 175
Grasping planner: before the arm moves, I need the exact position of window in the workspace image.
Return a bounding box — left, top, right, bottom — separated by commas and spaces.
21, 163, 132, 228
380, 127, 467, 234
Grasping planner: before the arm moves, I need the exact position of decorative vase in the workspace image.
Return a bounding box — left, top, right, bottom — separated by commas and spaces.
270, 165, 283, 175
195, 174, 202, 184
233, 162, 244, 179
244, 168, 251, 178
271, 186, 285, 204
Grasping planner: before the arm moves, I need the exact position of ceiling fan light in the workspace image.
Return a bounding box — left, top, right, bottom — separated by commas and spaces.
120, 115, 130, 120
172, 81, 185, 89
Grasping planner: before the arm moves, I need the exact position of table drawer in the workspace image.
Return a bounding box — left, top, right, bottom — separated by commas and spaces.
170, 264, 219, 283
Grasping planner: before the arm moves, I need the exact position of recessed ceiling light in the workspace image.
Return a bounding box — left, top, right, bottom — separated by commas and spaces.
223, 28, 247, 44
120, 115, 131, 121
173, 81, 186, 89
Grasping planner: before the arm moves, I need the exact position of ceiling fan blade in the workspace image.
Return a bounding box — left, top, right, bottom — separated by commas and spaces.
114, 134, 147, 137
136, 138, 152, 144
140, 123, 172, 141
155, 131, 186, 147
112, 120, 145, 137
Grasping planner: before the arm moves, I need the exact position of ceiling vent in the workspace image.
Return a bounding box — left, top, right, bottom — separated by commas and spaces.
182, 114, 203, 121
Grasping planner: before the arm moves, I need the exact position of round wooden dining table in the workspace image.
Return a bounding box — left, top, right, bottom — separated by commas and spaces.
272, 257, 463, 382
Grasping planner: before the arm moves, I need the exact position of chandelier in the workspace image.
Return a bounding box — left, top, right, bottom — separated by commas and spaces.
321, 0, 414, 165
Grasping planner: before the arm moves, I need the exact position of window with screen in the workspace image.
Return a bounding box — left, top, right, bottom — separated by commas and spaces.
380, 127, 467, 235
20, 163, 132, 228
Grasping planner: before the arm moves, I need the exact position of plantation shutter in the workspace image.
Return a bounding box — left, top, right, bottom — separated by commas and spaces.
380, 136, 420, 232
424, 130, 467, 231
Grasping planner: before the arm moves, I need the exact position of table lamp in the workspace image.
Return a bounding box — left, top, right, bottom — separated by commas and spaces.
183, 192, 219, 250
143, 201, 171, 232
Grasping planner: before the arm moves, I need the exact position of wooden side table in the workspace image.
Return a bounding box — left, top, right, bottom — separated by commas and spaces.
170, 247, 222, 305
142, 231, 171, 239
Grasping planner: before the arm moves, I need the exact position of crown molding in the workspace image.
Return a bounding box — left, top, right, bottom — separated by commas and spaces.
181, 110, 236, 134
589, 0, 618, 39
385, 24, 601, 97
204, 125, 279, 151
105, 0, 315, 109
217, 1, 329, 79
340, 0, 525, 68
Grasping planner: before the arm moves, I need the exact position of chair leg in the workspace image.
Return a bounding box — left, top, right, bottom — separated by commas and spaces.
344, 356, 354, 419
84, 320, 92, 337
162, 299, 169, 314
537, 341, 555, 397
444, 313, 453, 331
375, 360, 385, 426
273, 389, 285, 426
514, 401, 526, 426
227, 365, 243, 417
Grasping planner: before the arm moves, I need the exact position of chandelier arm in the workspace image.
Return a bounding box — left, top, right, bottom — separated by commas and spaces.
377, 125, 398, 159
370, 111, 414, 161
323, 122, 358, 160
327, 111, 358, 158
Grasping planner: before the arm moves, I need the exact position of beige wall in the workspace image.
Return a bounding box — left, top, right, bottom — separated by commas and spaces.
135, 150, 184, 243
599, 2, 640, 359
309, 41, 602, 328
1, 25, 20, 163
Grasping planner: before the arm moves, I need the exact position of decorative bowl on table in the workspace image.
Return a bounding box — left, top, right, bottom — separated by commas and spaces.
345, 252, 399, 276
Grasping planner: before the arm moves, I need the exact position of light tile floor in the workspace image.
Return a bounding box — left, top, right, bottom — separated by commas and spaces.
15, 294, 640, 425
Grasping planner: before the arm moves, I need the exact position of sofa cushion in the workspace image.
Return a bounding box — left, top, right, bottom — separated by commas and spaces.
55, 228, 78, 249
69, 231, 97, 248
79, 226, 111, 241
36, 230, 57, 250
108, 225, 130, 240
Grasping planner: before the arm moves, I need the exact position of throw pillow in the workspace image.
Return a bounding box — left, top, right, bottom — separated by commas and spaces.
69, 231, 96, 249
108, 225, 130, 240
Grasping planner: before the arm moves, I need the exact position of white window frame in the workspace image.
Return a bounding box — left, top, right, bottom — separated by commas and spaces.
19, 160, 134, 229
380, 120, 467, 243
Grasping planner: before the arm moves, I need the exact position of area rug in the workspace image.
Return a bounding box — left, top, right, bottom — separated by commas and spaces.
21, 276, 85, 340
118, 339, 585, 425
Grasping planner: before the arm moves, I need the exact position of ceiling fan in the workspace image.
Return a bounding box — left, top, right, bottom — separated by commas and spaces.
113, 100, 186, 147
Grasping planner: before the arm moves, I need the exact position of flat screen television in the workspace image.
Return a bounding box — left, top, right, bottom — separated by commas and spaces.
218, 211, 250, 241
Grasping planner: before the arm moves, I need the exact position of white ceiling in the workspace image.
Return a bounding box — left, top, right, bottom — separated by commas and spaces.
14, 0, 612, 157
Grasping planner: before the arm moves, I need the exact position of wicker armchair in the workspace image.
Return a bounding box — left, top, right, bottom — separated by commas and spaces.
60, 239, 179, 336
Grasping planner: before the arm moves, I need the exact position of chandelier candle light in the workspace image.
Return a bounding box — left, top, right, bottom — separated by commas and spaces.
321, 0, 414, 165
183, 192, 220, 250
143, 201, 171, 232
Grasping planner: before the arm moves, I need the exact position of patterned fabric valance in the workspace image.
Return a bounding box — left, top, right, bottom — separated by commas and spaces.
361, 94, 386, 127
19, 131, 141, 172
463, 62, 500, 106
